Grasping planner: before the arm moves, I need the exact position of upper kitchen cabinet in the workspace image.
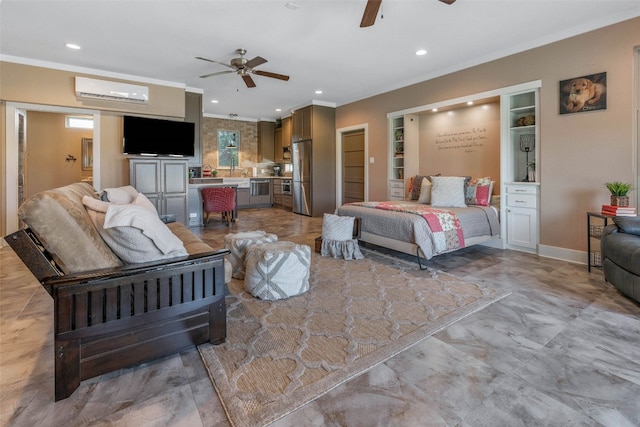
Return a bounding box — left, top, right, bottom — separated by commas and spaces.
274, 125, 283, 163
257, 121, 275, 162
281, 116, 292, 148
185, 91, 202, 167
292, 106, 312, 142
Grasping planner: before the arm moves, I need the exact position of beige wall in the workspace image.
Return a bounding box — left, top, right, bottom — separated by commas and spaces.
418, 101, 501, 183
0, 62, 185, 118
25, 112, 92, 197
336, 17, 640, 254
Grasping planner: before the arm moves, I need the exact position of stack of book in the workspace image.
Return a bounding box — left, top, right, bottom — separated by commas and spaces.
601, 205, 637, 216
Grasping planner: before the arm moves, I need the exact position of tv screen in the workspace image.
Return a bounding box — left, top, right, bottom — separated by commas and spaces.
123, 115, 195, 157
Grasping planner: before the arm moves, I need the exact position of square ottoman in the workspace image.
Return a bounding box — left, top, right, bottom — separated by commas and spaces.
224, 230, 278, 279
244, 241, 311, 301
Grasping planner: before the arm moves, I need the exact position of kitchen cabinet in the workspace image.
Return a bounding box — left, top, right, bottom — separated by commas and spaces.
282, 116, 292, 148
237, 188, 250, 208
505, 183, 539, 252
292, 106, 312, 143
258, 121, 275, 162
274, 126, 283, 163
291, 105, 335, 217
129, 158, 188, 225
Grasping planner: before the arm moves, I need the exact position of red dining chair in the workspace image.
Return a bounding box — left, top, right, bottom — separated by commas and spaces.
202, 187, 236, 225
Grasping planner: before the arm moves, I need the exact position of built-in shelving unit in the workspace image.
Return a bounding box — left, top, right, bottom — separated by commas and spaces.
501, 84, 541, 253
391, 117, 405, 180
387, 115, 419, 200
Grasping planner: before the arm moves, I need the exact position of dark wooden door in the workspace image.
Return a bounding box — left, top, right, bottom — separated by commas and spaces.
342, 130, 365, 204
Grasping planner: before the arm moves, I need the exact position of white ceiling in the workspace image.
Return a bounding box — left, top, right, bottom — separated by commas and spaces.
1, 1, 639, 121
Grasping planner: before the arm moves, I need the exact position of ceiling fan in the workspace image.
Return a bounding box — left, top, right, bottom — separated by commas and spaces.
196, 48, 290, 88
360, 0, 456, 27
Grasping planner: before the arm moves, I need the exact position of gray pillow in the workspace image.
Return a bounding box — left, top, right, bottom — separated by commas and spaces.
322, 214, 354, 241
613, 216, 640, 236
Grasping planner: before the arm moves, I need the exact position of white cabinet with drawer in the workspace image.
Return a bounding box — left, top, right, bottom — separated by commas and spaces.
505, 182, 539, 252
389, 180, 405, 200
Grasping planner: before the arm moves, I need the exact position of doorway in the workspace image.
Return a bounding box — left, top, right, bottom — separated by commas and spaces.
341, 129, 365, 204
3, 103, 99, 236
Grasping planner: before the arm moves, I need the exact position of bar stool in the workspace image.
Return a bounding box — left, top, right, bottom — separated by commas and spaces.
202, 187, 236, 225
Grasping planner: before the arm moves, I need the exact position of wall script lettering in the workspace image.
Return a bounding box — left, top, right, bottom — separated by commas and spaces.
434, 127, 488, 153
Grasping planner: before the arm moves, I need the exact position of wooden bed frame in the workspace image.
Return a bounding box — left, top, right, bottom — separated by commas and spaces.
6, 228, 229, 401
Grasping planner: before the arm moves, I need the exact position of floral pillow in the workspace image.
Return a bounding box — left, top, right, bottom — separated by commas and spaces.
465, 177, 494, 206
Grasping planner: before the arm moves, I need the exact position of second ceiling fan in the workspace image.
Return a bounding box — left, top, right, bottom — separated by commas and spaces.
196, 49, 290, 88
360, 0, 456, 27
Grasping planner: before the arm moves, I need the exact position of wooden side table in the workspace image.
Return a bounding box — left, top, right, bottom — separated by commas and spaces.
587, 212, 615, 272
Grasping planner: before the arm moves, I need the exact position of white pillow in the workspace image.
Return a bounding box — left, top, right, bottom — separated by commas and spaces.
417, 177, 432, 204
100, 185, 139, 204
430, 176, 467, 208
322, 214, 355, 241
82, 195, 187, 264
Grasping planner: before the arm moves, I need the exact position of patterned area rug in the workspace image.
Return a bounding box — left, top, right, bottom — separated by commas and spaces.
199, 248, 510, 427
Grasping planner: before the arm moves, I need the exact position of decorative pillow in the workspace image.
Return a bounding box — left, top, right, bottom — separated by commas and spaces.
465, 177, 493, 206
430, 176, 467, 208
322, 214, 355, 241
613, 216, 640, 236
410, 174, 440, 200
82, 195, 187, 264
417, 177, 432, 204
100, 185, 139, 204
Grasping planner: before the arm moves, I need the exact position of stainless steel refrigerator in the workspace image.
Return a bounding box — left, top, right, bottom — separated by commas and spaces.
292, 139, 312, 216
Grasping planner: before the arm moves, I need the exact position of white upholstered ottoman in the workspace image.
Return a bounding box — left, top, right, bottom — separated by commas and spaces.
224, 230, 278, 279
244, 241, 311, 300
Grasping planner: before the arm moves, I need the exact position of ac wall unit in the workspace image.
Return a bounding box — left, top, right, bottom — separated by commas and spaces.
75, 77, 149, 103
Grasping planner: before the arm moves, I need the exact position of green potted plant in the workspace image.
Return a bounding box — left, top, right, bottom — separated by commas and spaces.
605, 181, 633, 206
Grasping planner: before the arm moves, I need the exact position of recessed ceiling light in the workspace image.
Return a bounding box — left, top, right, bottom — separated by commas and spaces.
432, 108, 438, 112
315, 90, 323, 95
467, 101, 473, 105
211, 100, 219, 103
285, 2, 300, 10
275, 108, 282, 112
65, 43, 81, 50
415, 49, 427, 56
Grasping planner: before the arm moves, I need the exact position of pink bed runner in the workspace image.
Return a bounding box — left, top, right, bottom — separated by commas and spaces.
355, 201, 465, 252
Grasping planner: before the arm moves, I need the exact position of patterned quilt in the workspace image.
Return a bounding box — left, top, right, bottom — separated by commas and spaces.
353, 201, 465, 253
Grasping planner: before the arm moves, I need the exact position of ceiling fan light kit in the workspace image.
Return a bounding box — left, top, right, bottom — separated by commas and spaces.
196, 48, 290, 88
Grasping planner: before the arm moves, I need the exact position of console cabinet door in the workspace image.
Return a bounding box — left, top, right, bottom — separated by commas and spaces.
130, 159, 188, 225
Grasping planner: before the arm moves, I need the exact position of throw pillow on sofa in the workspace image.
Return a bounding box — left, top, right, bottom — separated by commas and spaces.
613, 216, 640, 236
82, 194, 187, 264
100, 185, 140, 204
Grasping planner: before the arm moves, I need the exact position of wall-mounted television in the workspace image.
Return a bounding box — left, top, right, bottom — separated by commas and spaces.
123, 115, 195, 157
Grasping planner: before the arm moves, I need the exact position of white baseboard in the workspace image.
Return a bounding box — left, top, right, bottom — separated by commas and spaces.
538, 244, 586, 265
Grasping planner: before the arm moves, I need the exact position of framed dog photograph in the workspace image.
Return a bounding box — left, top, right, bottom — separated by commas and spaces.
560, 72, 607, 114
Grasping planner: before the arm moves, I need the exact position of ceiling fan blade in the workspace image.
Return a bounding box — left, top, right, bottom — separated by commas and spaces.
242, 74, 257, 88
199, 70, 234, 78
439, 0, 456, 4
253, 70, 290, 81
195, 56, 234, 69
245, 56, 268, 69
360, 0, 381, 27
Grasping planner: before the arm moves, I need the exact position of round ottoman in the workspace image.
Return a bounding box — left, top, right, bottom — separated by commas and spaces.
224, 230, 278, 279
244, 241, 311, 301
